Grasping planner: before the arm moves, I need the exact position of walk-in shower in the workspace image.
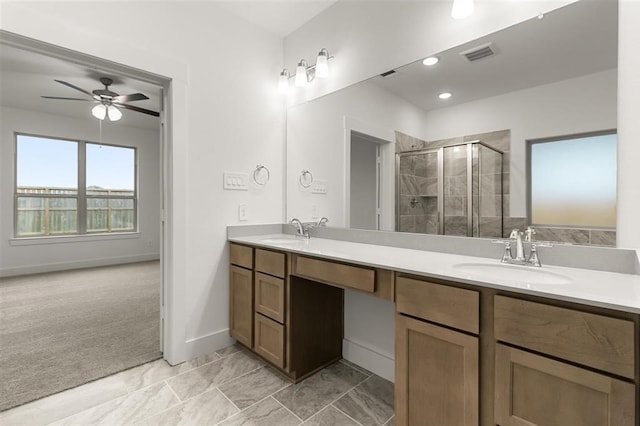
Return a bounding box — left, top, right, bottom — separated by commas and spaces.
396, 141, 504, 238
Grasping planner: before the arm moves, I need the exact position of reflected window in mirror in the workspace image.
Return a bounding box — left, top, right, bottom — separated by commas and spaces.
528, 131, 616, 230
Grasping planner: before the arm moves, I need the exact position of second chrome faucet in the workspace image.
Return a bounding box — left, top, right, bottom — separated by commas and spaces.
289, 217, 329, 239
497, 226, 550, 267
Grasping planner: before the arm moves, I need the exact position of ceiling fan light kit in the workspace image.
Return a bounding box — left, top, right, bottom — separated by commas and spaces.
42, 76, 159, 122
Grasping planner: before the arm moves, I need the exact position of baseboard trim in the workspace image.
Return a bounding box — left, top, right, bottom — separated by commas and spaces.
343, 338, 395, 382
0, 253, 160, 277
184, 328, 235, 363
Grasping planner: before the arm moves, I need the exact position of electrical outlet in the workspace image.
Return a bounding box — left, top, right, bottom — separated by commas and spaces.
238, 204, 248, 221
311, 205, 319, 219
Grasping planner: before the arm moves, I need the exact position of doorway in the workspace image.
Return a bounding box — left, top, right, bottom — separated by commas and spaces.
0, 31, 171, 410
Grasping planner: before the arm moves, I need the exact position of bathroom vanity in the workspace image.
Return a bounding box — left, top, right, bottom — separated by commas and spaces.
228, 231, 639, 426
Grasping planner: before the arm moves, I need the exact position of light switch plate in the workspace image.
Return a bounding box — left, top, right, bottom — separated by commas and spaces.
312, 179, 328, 194
223, 172, 249, 190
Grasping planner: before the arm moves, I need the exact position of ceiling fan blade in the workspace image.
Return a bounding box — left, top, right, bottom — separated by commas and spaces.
115, 103, 160, 117
113, 93, 149, 103
41, 96, 95, 101
54, 79, 94, 97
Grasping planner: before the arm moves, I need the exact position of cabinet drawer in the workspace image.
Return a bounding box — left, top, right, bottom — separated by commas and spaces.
255, 248, 286, 278
293, 255, 375, 293
255, 272, 285, 323
396, 276, 479, 334
494, 295, 635, 379
230, 243, 253, 269
254, 313, 285, 368
495, 344, 636, 426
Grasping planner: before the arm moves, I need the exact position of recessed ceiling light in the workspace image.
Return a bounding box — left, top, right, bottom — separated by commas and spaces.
422, 56, 439, 66
439, 92, 453, 100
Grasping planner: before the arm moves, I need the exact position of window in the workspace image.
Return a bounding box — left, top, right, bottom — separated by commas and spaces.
528, 131, 616, 228
15, 134, 137, 237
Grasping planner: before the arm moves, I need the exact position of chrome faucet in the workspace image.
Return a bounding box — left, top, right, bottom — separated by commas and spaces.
496, 227, 551, 267
317, 217, 328, 226
289, 218, 310, 238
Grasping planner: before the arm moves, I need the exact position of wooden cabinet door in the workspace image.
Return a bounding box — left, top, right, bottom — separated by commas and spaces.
254, 313, 285, 368
255, 272, 285, 323
395, 314, 478, 426
495, 344, 636, 426
229, 265, 253, 348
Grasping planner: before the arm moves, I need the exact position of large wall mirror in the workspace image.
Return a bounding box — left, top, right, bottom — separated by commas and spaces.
286, 1, 618, 247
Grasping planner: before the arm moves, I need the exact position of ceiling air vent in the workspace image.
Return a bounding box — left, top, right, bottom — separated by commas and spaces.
459, 43, 495, 62
380, 69, 397, 78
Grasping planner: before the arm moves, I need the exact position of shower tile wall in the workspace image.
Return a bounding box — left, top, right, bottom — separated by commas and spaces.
443, 146, 468, 237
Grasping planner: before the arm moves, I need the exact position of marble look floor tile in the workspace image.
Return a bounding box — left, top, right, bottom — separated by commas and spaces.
333, 375, 394, 425
339, 359, 373, 378
135, 388, 239, 425
0, 374, 128, 426
51, 382, 178, 426
303, 405, 360, 425
113, 359, 190, 393
216, 343, 243, 358
384, 416, 395, 425
219, 366, 291, 410
166, 351, 264, 401
182, 350, 221, 370
218, 397, 301, 426
273, 362, 368, 420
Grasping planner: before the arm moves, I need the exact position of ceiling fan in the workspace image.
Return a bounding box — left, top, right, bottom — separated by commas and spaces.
42, 77, 159, 121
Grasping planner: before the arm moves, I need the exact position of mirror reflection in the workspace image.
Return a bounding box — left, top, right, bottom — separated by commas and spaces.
286, 1, 618, 246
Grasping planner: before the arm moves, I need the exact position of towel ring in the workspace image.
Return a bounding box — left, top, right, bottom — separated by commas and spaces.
299, 169, 313, 188
252, 165, 270, 186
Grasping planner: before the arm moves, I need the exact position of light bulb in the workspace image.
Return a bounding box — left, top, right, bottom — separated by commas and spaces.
278, 69, 290, 94
108, 105, 122, 121
422, 56, 439, 66
439, 92, 453, 100
295, 60, 308, 87
91, 104, 107, 120
451, 0, 474, 19
316, 49, 329, 78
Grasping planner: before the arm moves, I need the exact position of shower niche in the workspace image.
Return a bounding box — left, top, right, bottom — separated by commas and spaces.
396, 141, 504, 238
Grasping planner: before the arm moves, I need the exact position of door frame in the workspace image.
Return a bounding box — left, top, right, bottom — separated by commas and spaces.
0, 30, 186, 364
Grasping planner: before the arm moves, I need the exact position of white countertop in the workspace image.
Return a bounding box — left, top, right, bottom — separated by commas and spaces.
229, 233, 640, 314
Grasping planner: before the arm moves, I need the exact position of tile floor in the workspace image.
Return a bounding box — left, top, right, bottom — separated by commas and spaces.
0, 344, 395, 426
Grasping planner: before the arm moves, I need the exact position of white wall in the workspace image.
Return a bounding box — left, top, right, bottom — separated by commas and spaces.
283, 0, 575, 106
0, 106, 161, 276
1, 1, 284, 363
423, 69, 617, 217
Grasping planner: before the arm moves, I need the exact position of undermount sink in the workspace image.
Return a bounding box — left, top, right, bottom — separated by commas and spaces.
453, 262, 573, 285
260, 237, 304, 244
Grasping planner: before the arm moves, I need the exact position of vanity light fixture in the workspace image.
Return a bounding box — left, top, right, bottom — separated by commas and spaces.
278, 48, 334, 94
438, 92, 453, 100
278, 69, 290, 94
422, 56, 439, 66
315, 48, 330, 78
295, 59, 310, 87
451, 0, 474, 19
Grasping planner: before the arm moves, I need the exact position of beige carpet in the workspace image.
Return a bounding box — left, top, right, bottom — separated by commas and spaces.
0, 261, 161, 412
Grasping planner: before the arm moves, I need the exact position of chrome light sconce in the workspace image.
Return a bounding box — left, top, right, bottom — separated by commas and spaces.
278, 48, 334, 95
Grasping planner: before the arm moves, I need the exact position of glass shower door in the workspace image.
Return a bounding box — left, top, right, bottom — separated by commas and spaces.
397, 150, 441, 234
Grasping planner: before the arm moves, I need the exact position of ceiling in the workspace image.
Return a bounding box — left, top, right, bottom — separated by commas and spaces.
0, 43, 163, 130
371, 1, 617, 112
0, 0, 337, 130
215, 0, 338, 37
